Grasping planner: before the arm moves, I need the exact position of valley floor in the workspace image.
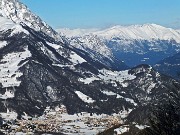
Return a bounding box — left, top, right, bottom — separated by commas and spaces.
0, 106, 123, 135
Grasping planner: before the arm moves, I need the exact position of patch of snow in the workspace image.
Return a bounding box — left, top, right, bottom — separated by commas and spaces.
101, 90, 122, 98
0, 89, 14, 99
101, 91, 117, 96
99, 69, 136, 87
46, 42, 61, 50
52, 63, 72, 68
79, 69, 136, 88
119, 108, 133, 119
0, 16, 29, 35
69, 52, 86, 64
135, 125, 148, 130
15, 132, 33, 135
79, 76, 100, 84
46, 86, 57, 101
75, 91, 95, 103
0, 47, 31, 88
101, 90, 137, 106
147, 82, 156, 94
0, 16, 15, 31
0, 41, 7, 49
0, 110, 18, 121
11, 24, 29, 35
124, 98, 137, 106
22, 112, 31, 120
114, 126, 129, 134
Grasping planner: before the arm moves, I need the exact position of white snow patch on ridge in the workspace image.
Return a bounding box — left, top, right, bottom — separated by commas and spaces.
0, 16, 29, 35
46, 42, 61, 50
0, 41, 7, 49
101, 90, 137, 106
99, 69, 136, 83
0, 16, 15, 31
69, 52, 86, 64
135, 125, 148, 130
75, 91, 95, 103
47, 86, 57, 101
0, 47, 31, 88
78, 69, 136, 87
0, 89, 15, 99
0, 109, 18, 121
79, 76, 100, 84
99, 69, 136, 87
101, 91, 117, 96
114, 126, 129, 134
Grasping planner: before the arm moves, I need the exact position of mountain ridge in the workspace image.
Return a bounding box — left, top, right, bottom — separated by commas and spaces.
0, 0, 63, 42
58, 24, 180, 43
58, 24, 180, 67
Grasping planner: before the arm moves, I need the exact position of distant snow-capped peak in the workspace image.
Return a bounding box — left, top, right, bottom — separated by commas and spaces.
57, 28, 99, 38
94, 24, 180, 42
58, 24, 180, 43
0, 0, 63, 42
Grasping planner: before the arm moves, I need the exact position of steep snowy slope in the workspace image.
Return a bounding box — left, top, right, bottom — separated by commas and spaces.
0, 16, 28, 35
0, 0, 62, 41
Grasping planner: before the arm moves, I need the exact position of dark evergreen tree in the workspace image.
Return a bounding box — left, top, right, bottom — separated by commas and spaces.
0, 117, 2, 126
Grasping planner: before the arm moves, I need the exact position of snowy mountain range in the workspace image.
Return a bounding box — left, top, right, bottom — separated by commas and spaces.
0, 0, 180, 134
58, 24, 180, 67
94, 24, 180, 42
58, 24, 180, 42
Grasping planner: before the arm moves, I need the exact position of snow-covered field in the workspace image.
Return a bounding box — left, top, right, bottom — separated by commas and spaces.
79, 69, 136, 88
75, 91, 95, 103
0, 47, 31, 89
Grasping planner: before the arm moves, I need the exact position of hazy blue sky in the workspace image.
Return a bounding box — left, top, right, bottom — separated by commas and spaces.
20, 0, 180, 29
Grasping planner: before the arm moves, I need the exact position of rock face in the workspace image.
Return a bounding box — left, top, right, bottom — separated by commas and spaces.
0, 0, 180, 128
0, 0, 62, 42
